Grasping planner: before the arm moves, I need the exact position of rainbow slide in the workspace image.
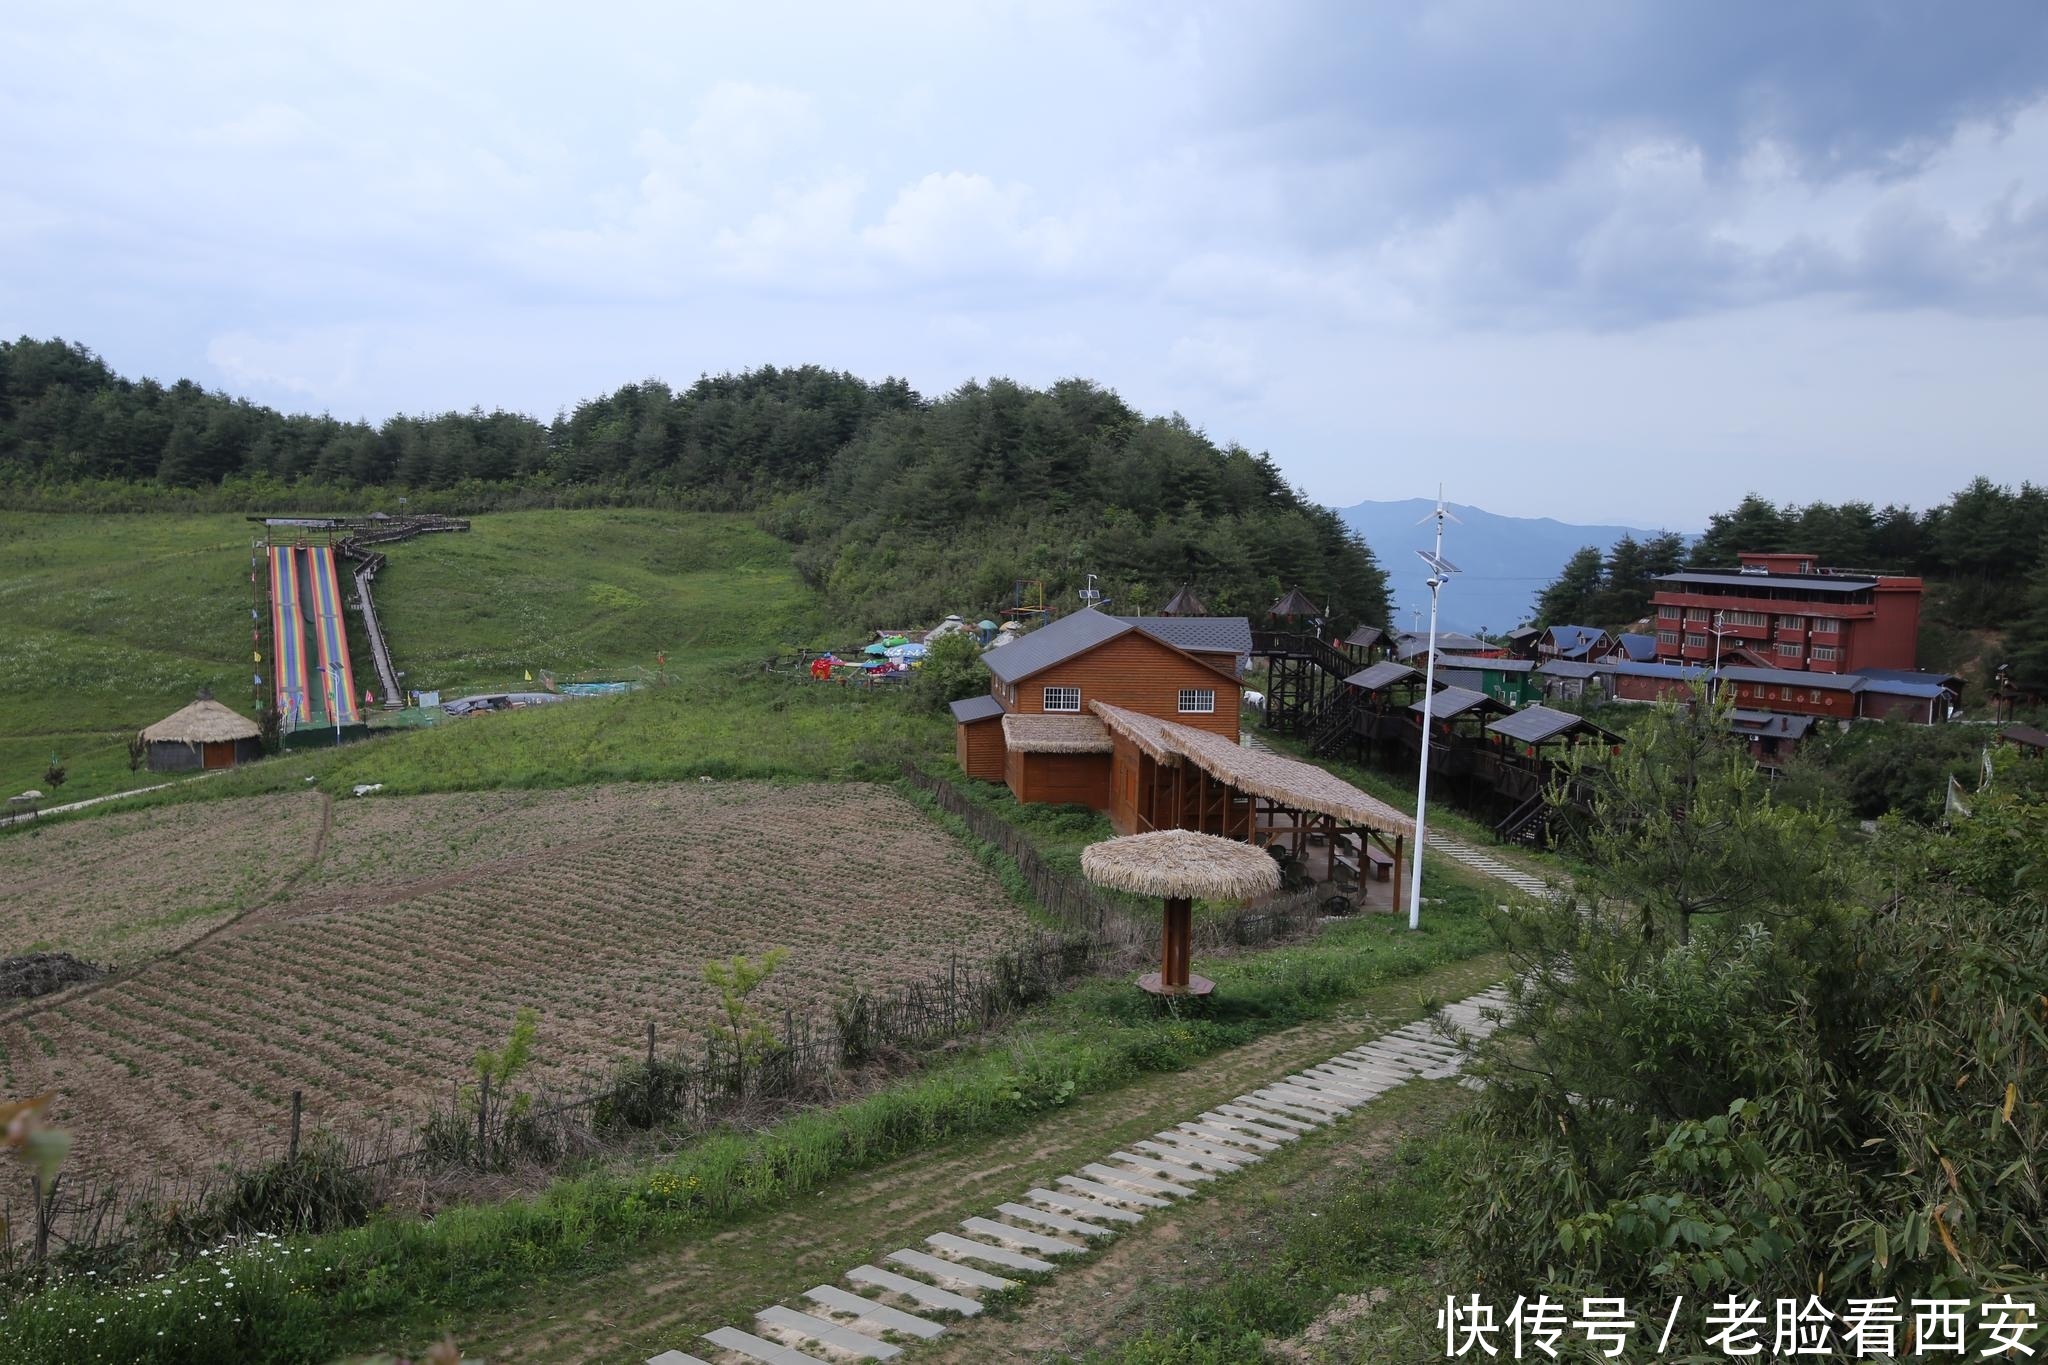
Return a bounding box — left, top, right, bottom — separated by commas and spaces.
268, 545, 361, 728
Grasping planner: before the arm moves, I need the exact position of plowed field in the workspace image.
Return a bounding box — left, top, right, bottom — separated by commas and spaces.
0, 782, 1029, 1181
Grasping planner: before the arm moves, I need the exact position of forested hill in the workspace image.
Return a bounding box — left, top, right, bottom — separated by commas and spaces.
0, 337, 1388, 630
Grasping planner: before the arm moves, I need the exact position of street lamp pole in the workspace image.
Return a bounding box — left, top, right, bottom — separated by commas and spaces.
1407, 489, 1461, 932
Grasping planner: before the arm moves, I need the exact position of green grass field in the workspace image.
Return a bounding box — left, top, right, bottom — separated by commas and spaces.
0, 509, 837, 809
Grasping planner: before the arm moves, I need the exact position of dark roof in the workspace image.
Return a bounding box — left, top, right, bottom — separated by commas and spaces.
2001, 723, 2048, 750
1268, 586, 1322, 618
1858, 677, 1951, 699
1122, 616, 1254, 656
1344, 625, 1384, 649
1730, 709, 1818, 739
1410, 686, 1506, 720
1602, 659, 1710, 681
1487, 706, 1615, 745
1393, 631, 1494, 659
1504, 626, 1541, 642
980, 610, 1131, 684
1655, 570, 1873, 595
1718, 665, 1865, 692
1857, 667, 1963, 689
980, 611, 1250, 685
1610, 633, 1658, 662
1538, 660, 1603, 679
1346, 661, 1420, 691
1543, 625, 1607, 659
949, 695, 1005, 723
1160, 583, 1209, 616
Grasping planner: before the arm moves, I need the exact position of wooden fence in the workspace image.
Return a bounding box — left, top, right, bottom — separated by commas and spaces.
1, 768, 1332, 1273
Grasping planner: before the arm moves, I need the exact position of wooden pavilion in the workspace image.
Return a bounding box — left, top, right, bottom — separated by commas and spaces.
1159, 583, 1210, 617
1092, 702, 1415, 904
1481, 705, 1621, 845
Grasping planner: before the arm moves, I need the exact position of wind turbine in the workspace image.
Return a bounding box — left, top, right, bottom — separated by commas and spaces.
1408, 490, 1461, 931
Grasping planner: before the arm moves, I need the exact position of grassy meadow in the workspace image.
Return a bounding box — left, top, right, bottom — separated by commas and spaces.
0, 509, 848, 810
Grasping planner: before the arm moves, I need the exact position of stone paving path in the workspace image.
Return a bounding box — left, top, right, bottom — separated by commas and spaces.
643, 983, 1510, 1365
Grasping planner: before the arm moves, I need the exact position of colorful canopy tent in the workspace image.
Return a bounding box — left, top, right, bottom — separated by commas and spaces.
1082, 829, 1280, 998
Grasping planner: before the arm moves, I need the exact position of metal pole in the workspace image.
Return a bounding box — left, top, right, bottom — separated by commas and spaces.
1408, 497, 1452, 932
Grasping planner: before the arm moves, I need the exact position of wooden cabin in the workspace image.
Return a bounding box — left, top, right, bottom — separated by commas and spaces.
950, 611, 1251, 811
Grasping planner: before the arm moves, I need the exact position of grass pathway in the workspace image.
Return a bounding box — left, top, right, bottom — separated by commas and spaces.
443, 953, 1509, 1363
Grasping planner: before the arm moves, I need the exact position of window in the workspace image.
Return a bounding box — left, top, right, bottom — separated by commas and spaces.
1778, 614, 1806, 630
1811, 617, 1837, 635
1656, 630, 1680, 646
1043, 686, 1080, 712
1811, 645, 1839, 662
1777, 642, 1802, 658
1684, 633, 1708, 648
1178, 688, 1216, 714
1657, 605, 1680, 620
1684, 608, 1709, 623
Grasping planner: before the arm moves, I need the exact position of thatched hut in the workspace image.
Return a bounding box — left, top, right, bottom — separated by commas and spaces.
140, 693, 263, 772
1082, 829, 1280, 997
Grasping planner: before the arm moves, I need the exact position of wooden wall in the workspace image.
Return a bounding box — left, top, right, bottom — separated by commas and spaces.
1007, 749, 1112, 810
955, 716, 1006, 780
1012, 634, 1241, 741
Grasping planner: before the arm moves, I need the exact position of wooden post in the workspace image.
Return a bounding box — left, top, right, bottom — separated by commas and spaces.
477, 1072, 490, 1166
646, 1021, 657, 1068
289, 1090, 303, 1163
1162, 897, 1192, 990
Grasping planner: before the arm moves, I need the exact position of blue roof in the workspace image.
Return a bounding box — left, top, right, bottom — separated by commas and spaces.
1601, 659, 1709, 680
1857, 678, 1949, 699
1857, 667, 1962, 688
1612, 633, 1658, 662
1545, 625, 1607, 659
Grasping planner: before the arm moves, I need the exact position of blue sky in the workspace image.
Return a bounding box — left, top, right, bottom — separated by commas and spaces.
4, 2, 2045, 524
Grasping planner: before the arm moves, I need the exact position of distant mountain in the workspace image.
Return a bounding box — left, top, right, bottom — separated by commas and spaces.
1337, 498, 1690, 636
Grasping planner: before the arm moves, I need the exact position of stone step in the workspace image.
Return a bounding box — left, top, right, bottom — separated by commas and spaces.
926, 1232, 1056, 1273
1136, 1136, 1251, 1171
996, 1201, 1115, 1239
1105, 1150, 1217, 1185
1213, 1102, 1316, 1134
647, 1352, 715, 1365
1057, 1174, 1172, 1209
703, 1326, 831, 1365
1176, 1120, 1281, 1152
803, 1285, 947, 1340
1227, 1094, 1335, 1126
959, 1216, 1087, 1256
1284, 1072, 1385, 1102
845, 1264, 985, 1315
1078, 1162, 1197, 1198
756, 1306, 901, 1360
885, 1248, 1016, 1293
1251, 1084, 1352, 1114
1028, 1186, 1145, 1223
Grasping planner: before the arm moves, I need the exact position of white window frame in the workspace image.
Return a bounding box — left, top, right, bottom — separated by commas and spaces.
1811, 645, 1839, 662
1811, 618, 1838, 635
1777, 641, 1802, 658
1043, 685, 1081, 713
1178, 687, 1216, 715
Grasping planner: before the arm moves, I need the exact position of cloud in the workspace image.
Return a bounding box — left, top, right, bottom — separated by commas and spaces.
863, 171, 1079, 277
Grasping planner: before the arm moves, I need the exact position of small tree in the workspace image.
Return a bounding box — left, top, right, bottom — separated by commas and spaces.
467, 1007, 539, 1167
41, 760, 66, 791
702, 947, 788, 1076
912, 632, 986, 711
127, 733, 148, 772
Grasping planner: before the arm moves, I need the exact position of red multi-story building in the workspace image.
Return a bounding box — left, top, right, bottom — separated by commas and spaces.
1648, 551, 1923, 675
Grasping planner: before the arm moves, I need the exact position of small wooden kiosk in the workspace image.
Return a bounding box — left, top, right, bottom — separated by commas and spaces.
1081, 829, 1282, 998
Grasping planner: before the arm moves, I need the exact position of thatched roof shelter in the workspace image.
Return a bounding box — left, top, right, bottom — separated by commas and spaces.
1002, 714, 1113, 754
1082, 829, 1280, 901
1091, 703, 1416, 838
1160, 583, 1209, 617
141, 698, 260, 744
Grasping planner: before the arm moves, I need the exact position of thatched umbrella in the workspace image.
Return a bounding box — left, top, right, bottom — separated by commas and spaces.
1081, 830, 1280, 997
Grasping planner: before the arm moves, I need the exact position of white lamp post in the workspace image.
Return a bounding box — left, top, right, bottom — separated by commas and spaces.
1407, 490, 1461, 932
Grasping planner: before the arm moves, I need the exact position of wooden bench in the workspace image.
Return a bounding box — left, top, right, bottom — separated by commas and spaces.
1362, 844, 1394, 882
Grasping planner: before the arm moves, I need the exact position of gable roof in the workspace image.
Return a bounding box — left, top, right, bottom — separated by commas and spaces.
1121, 616, 1253, 656
1719, 665, 1865, 693
1344, 625, 1385, 650
949, 694, 1005, 723
1601, 659, 1710, 681
1487, 706, 1618, 746
1543, 625, 1608, 658
1609, 633, 1658, 662
1537, 660, 1603, 679
1410, 686, 1508, 721
1730, 708, 1818, 739
980, 612, 1247, 686
1345, 661, 1420, 691
1393, 631, 1495, 660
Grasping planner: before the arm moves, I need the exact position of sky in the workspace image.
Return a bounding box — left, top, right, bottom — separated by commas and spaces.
4, 2, 2046, 526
